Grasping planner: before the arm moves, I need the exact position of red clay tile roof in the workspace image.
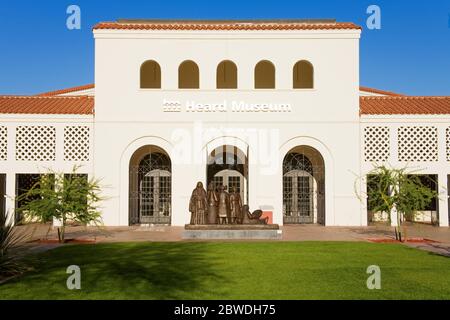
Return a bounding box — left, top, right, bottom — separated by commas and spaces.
93, 20, 362, 31
360, 96, 450, 115
359, 86, 404, 96
37, 84, 95, 97
0, 96, 94, 115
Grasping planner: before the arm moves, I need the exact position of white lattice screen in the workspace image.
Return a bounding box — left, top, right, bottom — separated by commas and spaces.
364, 126, 390, 162
64, 126, 90, 161
446, 127, 450, 161
0, 126, 7, 161
398, 126, 438, 162
16, 126, 56, 161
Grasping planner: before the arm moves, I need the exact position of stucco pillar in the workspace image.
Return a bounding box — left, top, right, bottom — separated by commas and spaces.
437, 125, 449, 227
438, 173, 449, 227
5, 172, 16, 226
390, 185, 399, 227
360, 175, 368, 226
53, 174, 63, 227
390, 205, 399, 227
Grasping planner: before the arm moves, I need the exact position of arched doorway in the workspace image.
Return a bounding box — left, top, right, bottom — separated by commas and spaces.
207, 145, 248, 203
129, 145, 171, 225
283, 146, 325, 224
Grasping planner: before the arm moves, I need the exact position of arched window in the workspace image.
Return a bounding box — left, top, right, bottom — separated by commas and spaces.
217, 60, 237, 89
293, 60, 314, 89
254, 60, 275, 89
140, 60, 161, 89
178, 60, 199, 89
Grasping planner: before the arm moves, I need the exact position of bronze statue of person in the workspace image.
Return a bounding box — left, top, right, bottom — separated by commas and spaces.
241, 205, 252, 224
217, 185, 229, 224
189, 182, 207, 225
206, 182, 219, 224
229, 186, 243, 224
224, 186, 232, 223
241, 205, 268, 225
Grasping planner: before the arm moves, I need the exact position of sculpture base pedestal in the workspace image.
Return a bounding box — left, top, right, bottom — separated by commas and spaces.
183, 224, 282, 240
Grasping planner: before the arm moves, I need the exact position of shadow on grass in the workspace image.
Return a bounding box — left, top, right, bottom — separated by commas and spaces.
2, 242, 228, 299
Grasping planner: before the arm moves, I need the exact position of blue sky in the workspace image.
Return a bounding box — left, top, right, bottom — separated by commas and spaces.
0, 0, 449, 95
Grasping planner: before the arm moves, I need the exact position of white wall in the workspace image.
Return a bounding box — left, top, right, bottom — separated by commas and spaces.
93, 28, 363, 226
361, 115, 450, 227
0, 115, 94, 224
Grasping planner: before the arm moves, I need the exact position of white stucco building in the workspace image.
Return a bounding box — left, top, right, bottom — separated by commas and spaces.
0, 19, 449, 228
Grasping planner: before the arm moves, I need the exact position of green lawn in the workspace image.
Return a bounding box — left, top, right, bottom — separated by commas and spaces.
1, 242, 450, 300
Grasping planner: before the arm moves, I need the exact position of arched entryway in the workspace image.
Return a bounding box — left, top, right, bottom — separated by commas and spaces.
129, 145, 172, 225
283, 146, 325, 224
207, 145, 248, 204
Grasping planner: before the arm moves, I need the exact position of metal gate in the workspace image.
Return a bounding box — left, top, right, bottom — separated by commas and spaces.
283, 173, 315, 224
129, 152, 171, 225
283, 153, 324, 224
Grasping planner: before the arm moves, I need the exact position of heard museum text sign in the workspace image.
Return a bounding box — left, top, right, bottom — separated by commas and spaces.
163, 100, 292, 113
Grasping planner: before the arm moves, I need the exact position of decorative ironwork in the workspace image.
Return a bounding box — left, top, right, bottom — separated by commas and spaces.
129, 152, 171, 225
283, 152, 324, 224
283, 153, 313, 176
283, 175, 314, 224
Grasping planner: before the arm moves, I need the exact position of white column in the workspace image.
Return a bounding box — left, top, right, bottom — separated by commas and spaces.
53, 173, 63, 227
390, 205, 399, 227
360, 174, 368, 226
359, 124, 367, 227
438, 173, 449, 227
437, 125, 449, 227
5, 172, 16, 226
4, 124, 16, 225
389, 126, 399, 227
390, 185, 399, 227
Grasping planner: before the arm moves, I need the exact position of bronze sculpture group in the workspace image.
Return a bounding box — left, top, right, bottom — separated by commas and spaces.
189, 181, 269, 225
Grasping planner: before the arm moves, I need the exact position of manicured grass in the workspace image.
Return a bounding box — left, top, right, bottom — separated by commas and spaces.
1, 242, 450, 300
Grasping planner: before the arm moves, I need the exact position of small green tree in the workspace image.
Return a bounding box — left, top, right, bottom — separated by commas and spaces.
16, 167, 103, 243
364, 165, 438, 241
